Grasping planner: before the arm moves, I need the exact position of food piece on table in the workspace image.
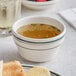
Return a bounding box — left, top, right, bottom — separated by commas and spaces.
0, 61, 3, 76
27, 66, 51, 76
3, 61, 26, 76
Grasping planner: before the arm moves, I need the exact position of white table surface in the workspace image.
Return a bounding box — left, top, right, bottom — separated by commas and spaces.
0, 0, 76, 76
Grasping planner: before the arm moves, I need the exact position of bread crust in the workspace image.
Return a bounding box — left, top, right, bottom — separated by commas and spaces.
3, 61, 26, 76
26, 66, 51, 76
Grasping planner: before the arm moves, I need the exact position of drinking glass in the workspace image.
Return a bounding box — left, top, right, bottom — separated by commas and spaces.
0, 0, 21, 37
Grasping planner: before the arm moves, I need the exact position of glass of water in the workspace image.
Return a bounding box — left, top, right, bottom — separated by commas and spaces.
0, 0, 21, 37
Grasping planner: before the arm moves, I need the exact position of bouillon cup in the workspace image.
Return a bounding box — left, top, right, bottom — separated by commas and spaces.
12, 16, 66, 62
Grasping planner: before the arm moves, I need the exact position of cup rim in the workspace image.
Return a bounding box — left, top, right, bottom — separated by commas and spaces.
12, 15, 66, 43
22, 0, 58, 5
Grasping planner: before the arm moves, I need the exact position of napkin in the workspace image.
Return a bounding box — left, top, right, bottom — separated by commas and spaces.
59, 8, 76, 29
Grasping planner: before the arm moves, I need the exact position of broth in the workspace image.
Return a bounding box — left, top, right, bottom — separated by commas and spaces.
17, 24, 61, 39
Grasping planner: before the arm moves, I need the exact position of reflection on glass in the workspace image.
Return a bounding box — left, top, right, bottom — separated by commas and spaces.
0, 0, 21, 37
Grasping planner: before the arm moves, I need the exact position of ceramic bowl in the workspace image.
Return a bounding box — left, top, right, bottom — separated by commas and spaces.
12, 16, 66, 62
22, 0, 58, 10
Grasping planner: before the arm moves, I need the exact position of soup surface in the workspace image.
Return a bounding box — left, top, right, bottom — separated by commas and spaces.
17, 24, 61, 39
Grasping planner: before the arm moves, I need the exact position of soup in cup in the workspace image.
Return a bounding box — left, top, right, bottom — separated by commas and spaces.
12, 16, 66, 62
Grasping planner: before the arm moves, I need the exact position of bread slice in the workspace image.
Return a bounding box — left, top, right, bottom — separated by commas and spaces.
0, 61, 3, 76
27, 66, 51, 76
3, 61, 26, 76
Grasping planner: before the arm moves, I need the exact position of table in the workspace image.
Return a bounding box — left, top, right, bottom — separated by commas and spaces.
0, 0, 76, 76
